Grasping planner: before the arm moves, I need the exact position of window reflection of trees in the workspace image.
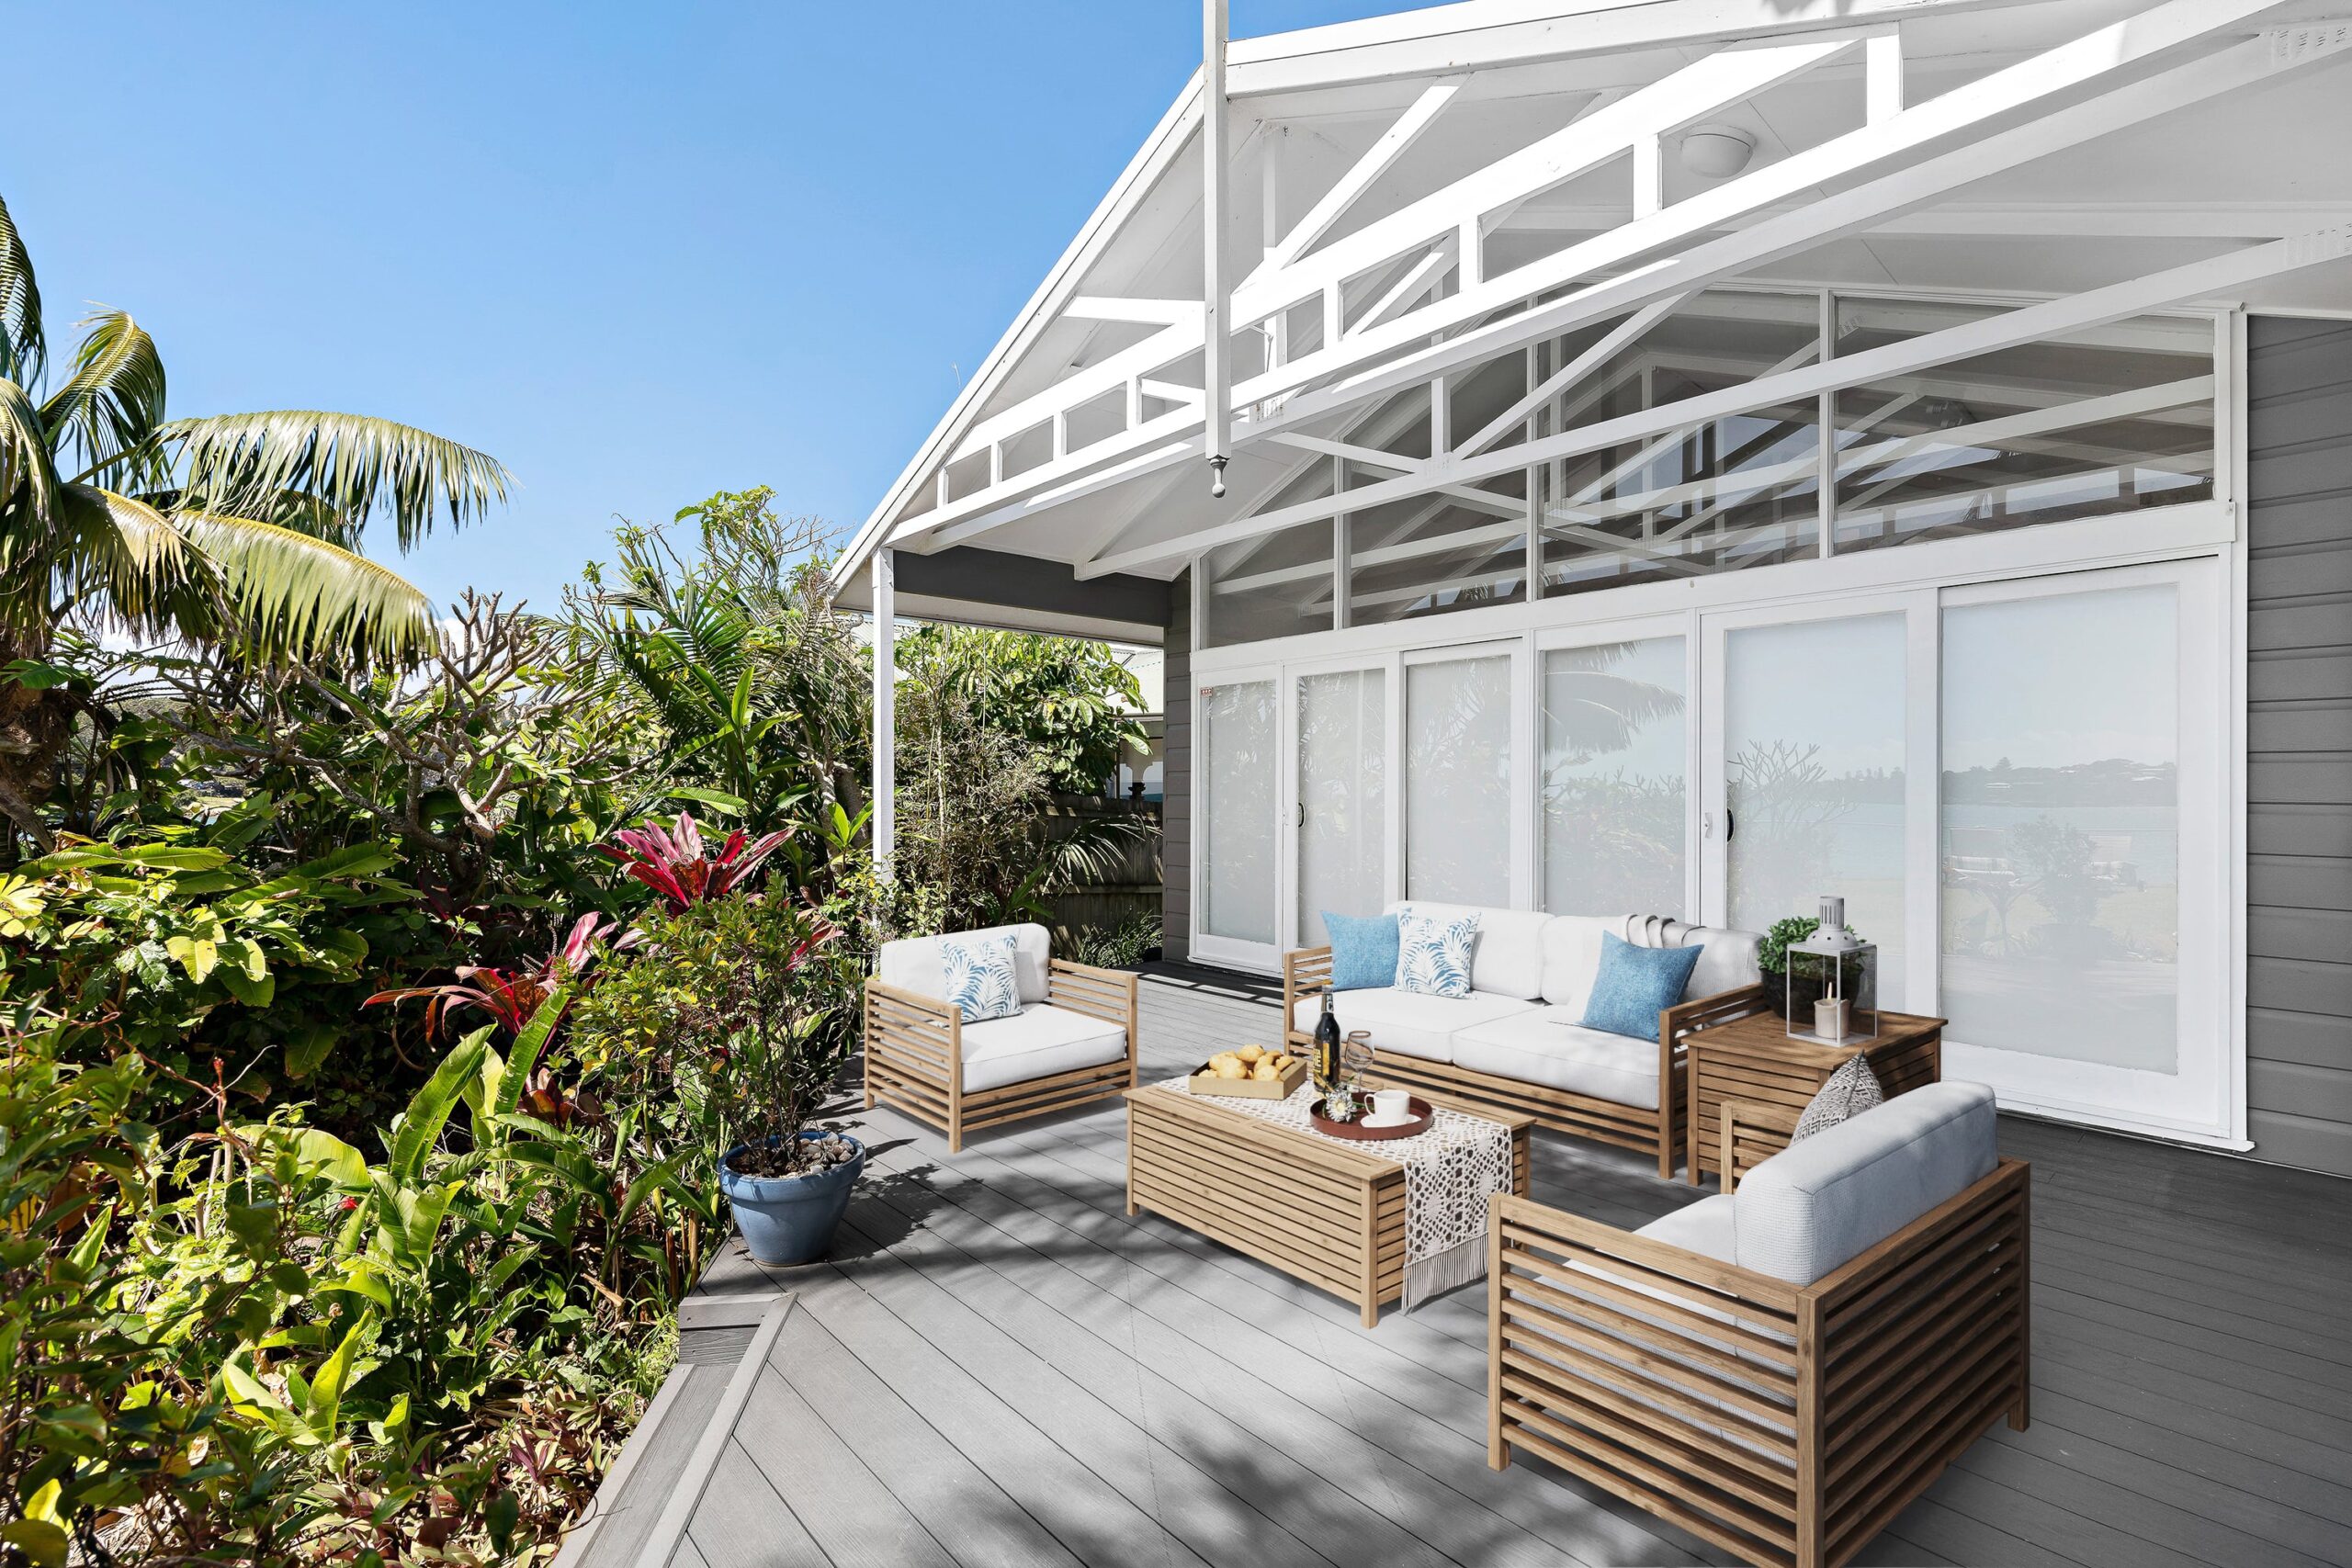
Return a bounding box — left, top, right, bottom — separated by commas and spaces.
1202, 682, 1279, 943
1542, 642, 1686, 916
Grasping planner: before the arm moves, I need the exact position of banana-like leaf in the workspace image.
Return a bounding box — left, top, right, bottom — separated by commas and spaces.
388, 1029, 492, 1182
162, 410, 510, 551
42, 310, 165, 480
0, 194, 40, 387
176, 511, 435, 667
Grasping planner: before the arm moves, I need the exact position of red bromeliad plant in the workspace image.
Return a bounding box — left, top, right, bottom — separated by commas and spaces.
601, 812, 789, 912
367, 911, 629, 1038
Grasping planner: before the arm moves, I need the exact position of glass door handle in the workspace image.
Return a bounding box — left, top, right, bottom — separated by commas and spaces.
1296, 802, 1306, 827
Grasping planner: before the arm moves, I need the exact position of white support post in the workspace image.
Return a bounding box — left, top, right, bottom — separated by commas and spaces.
1204, 0, 1232, 498
870, 549, 896, 877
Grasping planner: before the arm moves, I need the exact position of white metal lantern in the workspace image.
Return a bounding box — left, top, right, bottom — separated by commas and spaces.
1787, 894, 1878, 1045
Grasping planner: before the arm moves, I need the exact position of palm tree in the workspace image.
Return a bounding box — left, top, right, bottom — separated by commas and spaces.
0, 190, 510, 847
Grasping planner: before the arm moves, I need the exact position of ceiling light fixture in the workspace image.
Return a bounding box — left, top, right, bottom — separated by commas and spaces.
1679, 123, 1757, 179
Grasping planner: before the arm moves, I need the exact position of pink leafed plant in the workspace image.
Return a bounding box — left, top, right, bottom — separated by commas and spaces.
599, 812, 789, 913
368, 911, 630, 1038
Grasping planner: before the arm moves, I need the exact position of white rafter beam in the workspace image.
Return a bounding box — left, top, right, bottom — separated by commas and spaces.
1066, 296, 1202, 324
1250, 76, 1465, 283
1087, 225, 2349, 572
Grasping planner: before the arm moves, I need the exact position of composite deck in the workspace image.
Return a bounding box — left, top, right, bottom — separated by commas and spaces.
585, 964, 2352, 1568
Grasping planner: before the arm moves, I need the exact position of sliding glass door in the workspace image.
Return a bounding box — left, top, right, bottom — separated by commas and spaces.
1296, 666, 1390, 945
1703, 600, 1928, 1011
1404, 643, 1529, 908
1540, 625, 1691, 919
1937, 563, 2224, 1137
1194, 674, 1280, 969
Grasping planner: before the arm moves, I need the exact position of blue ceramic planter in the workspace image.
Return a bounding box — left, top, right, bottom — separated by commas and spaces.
720, 1131, 865, 1266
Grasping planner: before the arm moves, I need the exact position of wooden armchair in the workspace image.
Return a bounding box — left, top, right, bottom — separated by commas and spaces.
863, 925, 1138, 1151
1487, 1083, 2029, 1568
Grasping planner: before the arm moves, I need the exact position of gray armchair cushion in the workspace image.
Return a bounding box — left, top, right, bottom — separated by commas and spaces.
1733, 1081, 1998, 1284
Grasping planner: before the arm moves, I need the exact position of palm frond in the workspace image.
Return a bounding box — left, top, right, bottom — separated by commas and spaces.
56, 485, 196, 630
162, 410, 512, 551
43, 310, 166, 481
178, 511, 435, 666
0, 194, 41, 387
0, 375, 59, 525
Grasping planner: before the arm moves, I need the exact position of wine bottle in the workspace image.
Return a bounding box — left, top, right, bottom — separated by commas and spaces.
1313, 992, 1342, 1094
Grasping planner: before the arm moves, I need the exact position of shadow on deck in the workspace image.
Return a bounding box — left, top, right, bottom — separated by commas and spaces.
562, 964, 2352, 1568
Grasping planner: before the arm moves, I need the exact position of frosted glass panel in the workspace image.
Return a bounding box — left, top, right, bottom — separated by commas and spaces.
1543, 637, 1686, 917
1407, 654, 1512, 906
1200, 680, 1277, 945
1941, 587, 2178, 1069
1297, 670, 1386, 945
1725, 615, 1906, 1006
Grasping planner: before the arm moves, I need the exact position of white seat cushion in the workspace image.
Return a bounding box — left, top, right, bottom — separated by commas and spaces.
1539, 915, 1624, 1013
1290, 987, 1538, 1064
1449, 1006, 1662, 1110
959, 1002, 1127, 1093
877, 923, 1051, 1008
1385, 901, 1551, 1000
1635, 1193, 1738, 1261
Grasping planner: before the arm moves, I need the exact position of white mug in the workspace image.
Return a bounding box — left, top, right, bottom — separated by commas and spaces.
1370, 1089, 1412, 1124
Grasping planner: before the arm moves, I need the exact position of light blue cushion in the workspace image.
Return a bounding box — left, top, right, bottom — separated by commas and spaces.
1579, 931, 1703, 1040
940, 933, 1022, 1022
1734, 1082, 1999, 1284
1395, 906, 1478, 998
1323, 912, 1400, 992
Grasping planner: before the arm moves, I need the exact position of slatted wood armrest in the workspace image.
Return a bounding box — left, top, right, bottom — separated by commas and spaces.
1662, 980, 1770, 1045
865, 976, 956, 1021
1283, 945, 1334, 1050
1720, 1099, 1804, 1192
1048, 957, 1140, 1029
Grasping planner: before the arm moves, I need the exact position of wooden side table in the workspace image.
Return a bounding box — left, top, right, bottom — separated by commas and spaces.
1684, 1010, 1944, 1185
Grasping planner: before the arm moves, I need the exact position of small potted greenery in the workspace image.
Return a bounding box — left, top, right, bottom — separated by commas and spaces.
579, 890, 863, 1265
1758, 912, 1861, 1021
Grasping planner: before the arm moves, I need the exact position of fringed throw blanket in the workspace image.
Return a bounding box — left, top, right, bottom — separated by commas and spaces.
1172, 1078, 1516, 1309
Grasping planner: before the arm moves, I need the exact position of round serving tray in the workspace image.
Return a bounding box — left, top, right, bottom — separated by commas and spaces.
1310, 1095, 1434, 1141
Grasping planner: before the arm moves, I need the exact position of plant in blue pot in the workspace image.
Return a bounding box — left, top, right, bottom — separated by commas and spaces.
659, 894, 865, 1266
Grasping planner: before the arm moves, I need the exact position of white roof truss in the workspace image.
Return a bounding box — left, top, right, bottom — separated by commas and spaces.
833, 0, 2352, 601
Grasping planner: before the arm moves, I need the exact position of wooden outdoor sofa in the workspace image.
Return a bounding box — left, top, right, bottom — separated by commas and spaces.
863, 922, 1138, 1151
1487, 1081, 2030, 1568
1284, 905, 1770, 1179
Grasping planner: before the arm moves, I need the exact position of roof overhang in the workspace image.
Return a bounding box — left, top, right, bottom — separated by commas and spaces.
830, 0, 2352, 612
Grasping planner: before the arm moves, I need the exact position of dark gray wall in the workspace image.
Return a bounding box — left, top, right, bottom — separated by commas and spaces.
2245, 315, 2352, 1179
1161, 570, 1192, 964
890, 545, 1169, 634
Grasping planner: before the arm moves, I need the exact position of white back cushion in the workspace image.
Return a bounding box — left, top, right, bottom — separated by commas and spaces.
1540, 915, 1764, 1009
876, 922, 1051, 1006
1734, 1081, 1999, 1284
1385, 901, 1550, 1000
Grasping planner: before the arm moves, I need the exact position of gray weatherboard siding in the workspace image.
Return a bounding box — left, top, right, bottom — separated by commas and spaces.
2246, 314, 2352, 1178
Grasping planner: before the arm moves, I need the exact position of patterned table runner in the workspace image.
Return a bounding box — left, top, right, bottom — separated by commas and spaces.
1169, 1077, 1515, 1310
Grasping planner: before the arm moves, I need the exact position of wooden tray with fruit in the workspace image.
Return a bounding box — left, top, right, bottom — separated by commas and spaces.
1185, 1044, 1306, 1099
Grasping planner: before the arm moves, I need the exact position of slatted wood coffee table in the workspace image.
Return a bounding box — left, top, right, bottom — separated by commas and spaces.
1124, 1081, 1532, 1325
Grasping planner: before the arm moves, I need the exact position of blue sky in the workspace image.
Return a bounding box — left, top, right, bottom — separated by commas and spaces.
6, 2, 1394, 613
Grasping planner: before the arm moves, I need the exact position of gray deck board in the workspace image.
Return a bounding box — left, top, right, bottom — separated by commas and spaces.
628, 964, 2352, 1568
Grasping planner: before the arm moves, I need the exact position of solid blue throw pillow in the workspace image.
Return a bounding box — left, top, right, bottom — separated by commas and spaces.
1322, 912, 1400, 991
1580, 931, 1705, 1040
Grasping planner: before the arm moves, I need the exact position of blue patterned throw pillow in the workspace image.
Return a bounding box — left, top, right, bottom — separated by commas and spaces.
1322, 911, 1400, 991
940, 933, 1022, 1022
1580, 931, 1704, 1040
1395, 906, 1479, 998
